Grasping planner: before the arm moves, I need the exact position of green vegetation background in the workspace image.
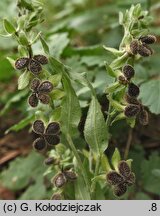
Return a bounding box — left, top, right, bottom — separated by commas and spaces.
0, 0, 160, 200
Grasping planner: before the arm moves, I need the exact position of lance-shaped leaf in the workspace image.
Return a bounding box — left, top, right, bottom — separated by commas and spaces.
61, 74, 81, 135
84, 96, 108, 155
112, 148, 121, 171
3, 19, 16, 34
18, 70, 30, 90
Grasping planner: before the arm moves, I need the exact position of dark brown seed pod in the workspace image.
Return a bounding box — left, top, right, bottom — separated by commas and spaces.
126, 172, 135, 186
33, 55, 48, 65
106, 171, 123, 186
138, 44, 152, 57
44, 157, 55, 165
118, 75, 128, 85
28, 93, 39, 107
45, 122, 60, 135
122, 64, 135, 80
128, 83, 140, 98
63, 170, 77, 181
54, 173, 67, 188
142, 43, 154, 55
33, 137, 46, 151
124, 104, 140, 118
124, 94, 139, 105
51, 193, 62, 200
118, 161, 131, 178
32, 120, 45, 134
30, 78, 40, 91
28, 59, 42, 75
139, 109, 149, 125
45, 134, 60, 146
139, 35, 156, 44
15, 57, 29, 70
38, 93, 50, 104
130, 40, 139, 55
114, 183, 127, 197
38, 81, 53, 93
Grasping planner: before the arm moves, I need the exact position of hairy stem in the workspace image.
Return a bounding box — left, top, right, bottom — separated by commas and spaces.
124, 128, 133, 159
66, 133, 91, 198
91, 155, 101, 199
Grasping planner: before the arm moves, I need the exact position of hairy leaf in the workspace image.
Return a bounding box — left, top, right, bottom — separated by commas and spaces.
18, 70, 30, 90
61, 74, 81, 135
84, 96, 108, 155
140, 80, 160, 114
112, 148, 121, 171
5, 115, 34, 134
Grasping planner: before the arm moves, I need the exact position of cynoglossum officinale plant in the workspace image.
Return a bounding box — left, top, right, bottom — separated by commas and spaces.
2, 2, 156, 199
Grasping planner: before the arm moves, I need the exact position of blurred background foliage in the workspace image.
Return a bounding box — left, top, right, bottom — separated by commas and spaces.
0, 0, 160, 200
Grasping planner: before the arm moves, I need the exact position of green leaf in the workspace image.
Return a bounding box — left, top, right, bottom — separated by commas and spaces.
18, 71, 30, 90
48, 74, 62, 87
50, 107, 61, 122
51, 89, 65, 100
101, 154, 111, 172
80, 55, 107, 67
111, 148, 121, 171
74, 174, 90, 200
17, 0, 34, 11
6, 57, 16, 69
103, 46, 124, 57
49, 56, 68, 75
140, 80, 160, 114
18, 31, 29, 46
84, 96, 109, 156
40, 35, 50, 54
141, 153, 160, 195
49, 33, 69, 59
3, 19, 16, 34
119, 11, 124, 25
0, 90, 28, 116
105, 63, 117, 77
5, 115, 34, 134
61, 74, 81, 135
0, 58, 14, 81
0, 152, 45, 191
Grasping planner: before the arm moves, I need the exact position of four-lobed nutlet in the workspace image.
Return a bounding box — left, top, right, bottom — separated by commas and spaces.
15, 54, 48, 75
32, 120, 61, 152
106, 160, 135, 197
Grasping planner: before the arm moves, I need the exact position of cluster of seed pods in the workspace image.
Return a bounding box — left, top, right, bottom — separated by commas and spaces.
15, 55, 61, 149
106, 161, 135, 197
118, 35, 156, 124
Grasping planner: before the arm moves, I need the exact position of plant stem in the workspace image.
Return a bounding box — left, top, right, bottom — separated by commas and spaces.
124, 128, 133, 159
91, 155, 101, 199
66, 133, 91, 198
106, 99, 112, 129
